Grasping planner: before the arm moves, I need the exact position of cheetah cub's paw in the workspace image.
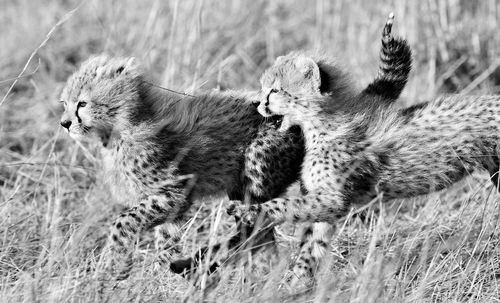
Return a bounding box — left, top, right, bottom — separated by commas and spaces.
284, 271, 314, 294
226, 201, 260, 225
278, 115, 292, 132
287, 262, 315, 291
225, 200, 241, 216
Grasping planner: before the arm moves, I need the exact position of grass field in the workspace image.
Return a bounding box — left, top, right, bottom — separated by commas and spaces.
2, 0, 500, 302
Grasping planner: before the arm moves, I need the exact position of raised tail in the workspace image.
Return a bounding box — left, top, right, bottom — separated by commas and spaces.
363, 12, 412, 100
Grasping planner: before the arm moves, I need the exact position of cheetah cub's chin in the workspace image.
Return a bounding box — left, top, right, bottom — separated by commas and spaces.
258, 55, 324, 132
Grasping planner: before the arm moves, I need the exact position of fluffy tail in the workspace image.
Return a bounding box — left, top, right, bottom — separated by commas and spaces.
363, 13, 412, 100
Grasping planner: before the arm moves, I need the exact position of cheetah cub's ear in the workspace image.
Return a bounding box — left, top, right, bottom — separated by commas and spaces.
275, 55, 286, 64
123, 57, 138, 72
87, 55, 141, 82
294, 56, 321, 93
111, 57, 139, 75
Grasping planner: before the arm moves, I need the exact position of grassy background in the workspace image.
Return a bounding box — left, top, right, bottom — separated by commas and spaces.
1, 0, 500, 302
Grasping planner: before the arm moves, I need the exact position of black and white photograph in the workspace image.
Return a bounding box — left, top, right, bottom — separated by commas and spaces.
1, 1, 500, 302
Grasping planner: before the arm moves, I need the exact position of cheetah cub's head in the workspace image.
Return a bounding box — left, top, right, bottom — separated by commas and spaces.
59, 54, 142, 145
260, 52, 353, 131
259, 53, 323, 131
259, 54, 322, 115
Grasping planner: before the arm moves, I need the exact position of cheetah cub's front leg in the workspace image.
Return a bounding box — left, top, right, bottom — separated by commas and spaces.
230, 190, 348, 226
287, 222, 334, 289
107, 180, 192, 280
229, 191, 347, 285
154, 222, 183, 265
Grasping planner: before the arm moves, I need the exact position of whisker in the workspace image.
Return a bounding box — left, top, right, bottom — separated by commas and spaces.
143, 81, 196, 98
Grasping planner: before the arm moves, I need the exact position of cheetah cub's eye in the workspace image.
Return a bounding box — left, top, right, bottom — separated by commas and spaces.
78, 101, 87, 108
267, 88, 279, 102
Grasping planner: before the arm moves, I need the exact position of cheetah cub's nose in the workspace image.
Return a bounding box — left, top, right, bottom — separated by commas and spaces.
60, 120, 72, 130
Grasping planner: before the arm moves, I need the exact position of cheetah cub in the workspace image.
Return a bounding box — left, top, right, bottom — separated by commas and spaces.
59, 54, 308, 279
230, 13, 414, 287
235, 78, 500, 289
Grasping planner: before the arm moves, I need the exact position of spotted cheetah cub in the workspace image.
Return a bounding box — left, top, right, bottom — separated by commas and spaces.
231, 13, 413, 287
59, 54, 309, 279
234, 92, 500, 287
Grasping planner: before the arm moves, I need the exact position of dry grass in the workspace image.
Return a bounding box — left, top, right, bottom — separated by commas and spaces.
1, 0, 500, 302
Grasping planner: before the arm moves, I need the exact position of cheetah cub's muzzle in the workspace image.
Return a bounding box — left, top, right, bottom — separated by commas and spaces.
258, 89, 292, 132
